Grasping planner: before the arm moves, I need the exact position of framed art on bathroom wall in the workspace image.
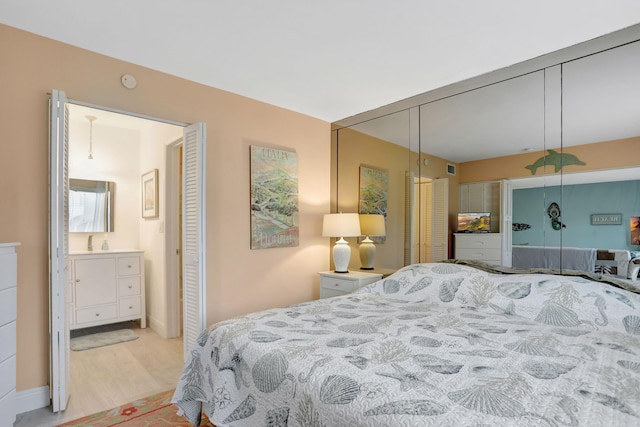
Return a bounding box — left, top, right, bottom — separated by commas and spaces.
142, 169, 159, 218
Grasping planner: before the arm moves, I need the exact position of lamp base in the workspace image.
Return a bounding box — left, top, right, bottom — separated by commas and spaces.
332, 237, 352, 273
333, 270, 350, 273
359, 236, 376, 270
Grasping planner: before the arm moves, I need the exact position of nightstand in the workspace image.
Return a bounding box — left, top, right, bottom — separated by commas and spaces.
318, 271, 383, 299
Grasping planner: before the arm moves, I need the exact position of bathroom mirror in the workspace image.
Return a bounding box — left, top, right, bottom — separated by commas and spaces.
69, 178, 115, 232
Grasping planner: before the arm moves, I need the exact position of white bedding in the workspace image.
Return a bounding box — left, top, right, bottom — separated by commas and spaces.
172, 262, 640, 426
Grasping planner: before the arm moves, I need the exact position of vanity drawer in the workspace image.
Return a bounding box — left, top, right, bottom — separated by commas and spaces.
119, 296, 142, 317
76, 304, 117, 325
118, 256, 140, 276
119, 277, 141, 296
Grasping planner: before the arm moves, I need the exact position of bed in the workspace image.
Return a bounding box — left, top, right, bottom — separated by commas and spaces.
172, 262, 640, 426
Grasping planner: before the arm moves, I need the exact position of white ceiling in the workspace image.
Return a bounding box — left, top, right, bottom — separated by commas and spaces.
2, 1, 640, 123
344, 33, 640, 162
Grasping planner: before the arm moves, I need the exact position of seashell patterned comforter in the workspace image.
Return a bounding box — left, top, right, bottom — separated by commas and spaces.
172, 263, 640, 426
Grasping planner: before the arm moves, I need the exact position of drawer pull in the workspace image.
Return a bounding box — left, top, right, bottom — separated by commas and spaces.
128, 285, 133, 289
128, 265, 132, 268
95, 313, 100, 317
76, 279, 80, 282
129, 305, 133, 310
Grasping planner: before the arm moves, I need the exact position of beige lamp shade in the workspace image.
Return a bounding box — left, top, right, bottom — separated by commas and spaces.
322, 213, 361, 237
359, 214, 386, 237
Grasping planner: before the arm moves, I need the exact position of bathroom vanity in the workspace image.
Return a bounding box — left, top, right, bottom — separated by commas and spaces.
68, 250, 146, 330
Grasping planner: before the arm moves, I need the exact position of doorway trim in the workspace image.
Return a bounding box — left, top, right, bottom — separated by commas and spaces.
49, 90, 205, 412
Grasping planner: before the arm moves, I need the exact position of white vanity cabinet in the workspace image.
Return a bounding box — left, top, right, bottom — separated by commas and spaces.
0, 242, 19, 427
69, 250, 146, 329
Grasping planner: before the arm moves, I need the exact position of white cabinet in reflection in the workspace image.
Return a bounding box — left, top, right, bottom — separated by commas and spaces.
454, 233, 503, 266
459, 181, 502, 233
69, 250, 146, 329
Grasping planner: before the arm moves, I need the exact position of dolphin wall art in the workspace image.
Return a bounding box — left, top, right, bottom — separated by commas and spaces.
525, 149, 586, 175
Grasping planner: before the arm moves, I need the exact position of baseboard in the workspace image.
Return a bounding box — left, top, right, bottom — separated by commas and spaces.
147, 314, 168, 339
16, 385, 50, 414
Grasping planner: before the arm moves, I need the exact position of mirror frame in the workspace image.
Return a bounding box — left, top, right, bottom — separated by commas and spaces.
69, 178, 115, 233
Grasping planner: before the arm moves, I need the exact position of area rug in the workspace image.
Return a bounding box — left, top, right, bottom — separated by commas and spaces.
70, 329, 138, 351
57, 389, 214, 426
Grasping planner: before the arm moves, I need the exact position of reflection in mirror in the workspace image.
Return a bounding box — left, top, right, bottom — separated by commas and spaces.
419, 70, 548, 268
336, 110, 413, 270
69, 178, 115, 232
510, 38, 640, 274
333, 25, 640, 276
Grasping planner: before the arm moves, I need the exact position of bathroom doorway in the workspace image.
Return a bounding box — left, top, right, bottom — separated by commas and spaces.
49, 90, 207, 412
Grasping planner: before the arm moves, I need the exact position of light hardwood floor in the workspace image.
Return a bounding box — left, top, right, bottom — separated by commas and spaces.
14, 322, 184, 427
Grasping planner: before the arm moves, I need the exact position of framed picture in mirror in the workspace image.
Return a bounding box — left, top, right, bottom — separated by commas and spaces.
142, 169, 159, 218
359, 164, 388, 243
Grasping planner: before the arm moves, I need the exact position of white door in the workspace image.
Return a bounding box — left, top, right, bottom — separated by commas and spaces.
182, 122, 207, 360
501, 179, 513, 267
49, 89, 70, 412
430, 178, 449, 262
412, 177, 449, 263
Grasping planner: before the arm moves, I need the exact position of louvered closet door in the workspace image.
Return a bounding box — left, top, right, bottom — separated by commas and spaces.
404, 172, 415, 266
431, 178, 449, 262
49, 89, 70, 412
182, 123, 207, 361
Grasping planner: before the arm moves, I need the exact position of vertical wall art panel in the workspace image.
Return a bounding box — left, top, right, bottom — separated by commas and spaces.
631, 216, 640, 245
250, 145, 299, 249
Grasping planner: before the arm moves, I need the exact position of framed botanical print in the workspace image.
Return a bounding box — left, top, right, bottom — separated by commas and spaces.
250, 145, 299, 249
142, 169, 159, 218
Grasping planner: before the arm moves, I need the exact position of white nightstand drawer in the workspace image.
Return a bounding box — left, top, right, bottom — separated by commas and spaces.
119, 296, 142, 317
318, 271, 383, 298
76, 304, 117, 324
321, 276, 358, 293
119, 276, 141, 296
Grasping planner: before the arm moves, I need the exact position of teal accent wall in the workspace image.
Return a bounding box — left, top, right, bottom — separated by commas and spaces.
513, 180, 640, 250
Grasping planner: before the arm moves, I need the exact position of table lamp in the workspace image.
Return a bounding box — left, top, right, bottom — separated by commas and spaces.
322, 213, 361, 273
358, 214, 386, 270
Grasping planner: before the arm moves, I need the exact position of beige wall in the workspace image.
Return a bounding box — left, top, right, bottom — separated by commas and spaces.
0, 24, 330, 392
459, 137, 640, 183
